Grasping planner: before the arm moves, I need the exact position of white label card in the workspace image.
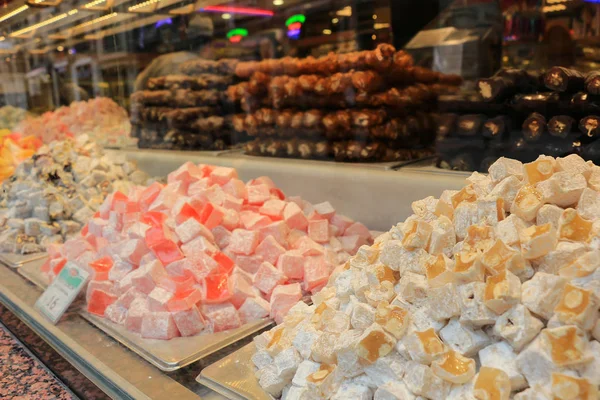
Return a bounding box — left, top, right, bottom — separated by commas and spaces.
35, 262, 89, 324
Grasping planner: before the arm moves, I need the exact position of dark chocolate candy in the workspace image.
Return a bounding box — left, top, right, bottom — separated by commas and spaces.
481, 116, 511, 140
548, 115, 576, 138
579, 115, 600, 138
476, 76, 516, 102
543, 67, 585, 92
585, 72, 600, 95
456, 114, 485, 136
522, 112, 547, 142
512, 92, 560, 115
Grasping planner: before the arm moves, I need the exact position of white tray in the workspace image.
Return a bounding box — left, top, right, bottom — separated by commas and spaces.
81, 312, 273, 372
0, 252, 47, 268
198, 343, 272, 400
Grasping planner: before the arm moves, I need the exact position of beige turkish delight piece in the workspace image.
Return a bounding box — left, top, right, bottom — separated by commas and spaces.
536, 171, 587, 207
435, 190, 457, 219
493, 304, 543, 351
306, 364, 343, 399
426, 283, 461, 321
473, 367, 511, 400
467, 171, 493, 198
395, 272, 428, 305
541, 325, 591, 367
355, 324, 397, 364
588, 166, 600, 191
424, 254, 456, 288
522, 272, 567, 320
558, 208, 594, 243
454, 201, 479, 241
451, 185, 478, 209
401, 219, 433, 250
523, 155, 556, 185
484, 270, 521, 314
379, 240, 430, 274
411, 196, 438, 222
405, 327, 446, 364
536, 241, 588, 275
404, 361, 451, 399
452, 250, 484, 284
488, 157, 523, 183
559, 250, 600, 278
554, 283, 599, 330
511, 184, 545, 222
477, 196, 505, 226
375, 302, 410, 339
495, 214, 529, 246
431, 350, 476, 384
428, 216, 456, 257
537, 204, 564, 230
519, 223, 558, 259
458, 282, 497, 327
364, 281, 395, 307
478, 341, 527, 390
439, 317, 490, 356
551, 373, 598, 400
556, 154, 592, 179
578, 188, 600, 221
490, 175, 522, 212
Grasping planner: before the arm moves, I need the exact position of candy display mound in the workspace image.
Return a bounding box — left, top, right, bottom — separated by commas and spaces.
0, 136, 148, 254
15, 97, 134, 147
252, 154, 600, 399
0, 105, 30, 130
43, 162, 373, 340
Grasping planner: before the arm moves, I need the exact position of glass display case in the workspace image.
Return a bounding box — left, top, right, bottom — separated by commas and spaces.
0, 0, 599, 399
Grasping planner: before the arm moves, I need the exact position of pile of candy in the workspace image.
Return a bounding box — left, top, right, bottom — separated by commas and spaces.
252, 154, 600, 399
0, 105, 30, 130
0, 131, 42, 181
43, 163, 373, 339
0, 136, 148, 254
15, 98, 134, 147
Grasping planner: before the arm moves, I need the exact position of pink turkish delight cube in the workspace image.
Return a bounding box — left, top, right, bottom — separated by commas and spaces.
127, 222, 151, 240
294, 236, 324, 256
287, 229, 307, 248
247, 184, 271, 205
259, 199, 286, 219
132, 260, 167, 294
344, 222, 371, 241
61, 238, 93, 260
181, 235, 218, 257
236, 254, 264, 274
330, 214, 353, 234
228, 229, 260, 255
222, 178, 247, 199
240, 211, 271, 230
339, 235, 366, 254
276, 251, 305, 280
308, 219, 329, 243
117, 239, 148, 265
202, 303, 241, 332
148, 287, 174, 312
304, 256, 330, 292
259, 221, 290, 246
254, 262, 287, 295
168, 161, 202, 184
116, 287, 144, 308
87, 218, 108, 238
185, 253, 219, 282
255, 235, 286, 265
238, 297, 270, 324
250, 176, 276, 189
86, 280, 115, 303
313, 201, 336, 219
141, 312, 180, 340
187, 178, 210, 197
124, 297, 149, 333
165, 259, 191, 277
222, 194, 243, 212
270, 283, 302, 324
210, 166, 238, 185
212, 226, 232, 248
166, 288, 203, 312
221, 208, 240, 231
229, 273, 256, 309
175, 217, 214, 244
105, 303, 128, 325
172, 306, 206, 337
283, 202, 308, 230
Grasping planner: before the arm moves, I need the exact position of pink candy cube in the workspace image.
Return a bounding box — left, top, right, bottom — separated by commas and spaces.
236, 254, 264, 274
61, 238, 93, 260
228, 229, 259, 255
308, 220, 329, 244
339, 235, 367, 254
222, 178, 247, 200
222, 194, 243, 212
276, 251, 305, 280
125, 297, 149, 333
344, 222, 371, 242
87, 218, 108, 238
258, 221, 289, 246
238, 297, 270, 324
116, 239, 148, 265
253, 262, 287, 295
294, 236, 324, 256
212, 226, 231, 248
131, 260, 167, 294
259, 199, 286, 219
255, 235, 286, 265
330, 214, 353, 234
202, 303, 241, 332
220, 208, 240, 231
283, 202, 308, 230
141, 312, 181, 340
270, 283, 302, 324
303, 256, 330, 292
247, 184, 271, 205
313, 202, 336, 219
172, 306, 206, 336
105, 303, 128, 325
175, 217, 214, 244
181, 235, 218, 257
86, 280, 115, 303
210, 166, 238, 185
168, 161, 202, 184
240, 211, 271, 230
148, 287, 174, 312
116, 287, 144, 308
229, 273, 256, 309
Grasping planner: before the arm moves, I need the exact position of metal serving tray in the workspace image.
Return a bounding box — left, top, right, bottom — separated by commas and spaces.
18, 257, 50, 290
198, 343, 272, 400
0, 252, 48, 268
81, 312, 273, 372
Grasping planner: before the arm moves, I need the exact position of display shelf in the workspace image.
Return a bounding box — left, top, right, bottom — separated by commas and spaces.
0, 262, 227, 400
111, 149, 469, 232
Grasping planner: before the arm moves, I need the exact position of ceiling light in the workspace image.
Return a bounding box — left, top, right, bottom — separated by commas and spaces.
200, 5, 274, 16
336, 6, 351, 17
68, 9, 78, 15
332, 17, 338, 23
83, 0, 106, 7
273, 0, 283, 5
221, 13, 231, 19
372, 14, 377, 19
11, 13, 68, 37
73, 12, 117, 29
0, 5, 29, 24
57, 45, 64, 51
129, 0, 159, 12
323, 29, 331, 35
371, 34, 376, 40
374, 23, 390, 29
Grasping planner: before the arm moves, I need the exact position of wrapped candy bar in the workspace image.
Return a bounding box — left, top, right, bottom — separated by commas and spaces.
585, 71, 600, 95
43, 163, 374, 338
544, 66, 585, 92
481, 116, 511, 141
548, 115, 577, 138
456, 114, 485, 137
477, 68, 537, 102
579, 115, 600, 138
253, 153, 600, 399
0, 136, 149, 254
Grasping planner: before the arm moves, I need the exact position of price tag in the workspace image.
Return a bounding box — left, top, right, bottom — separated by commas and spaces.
35, 262, 89, 324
